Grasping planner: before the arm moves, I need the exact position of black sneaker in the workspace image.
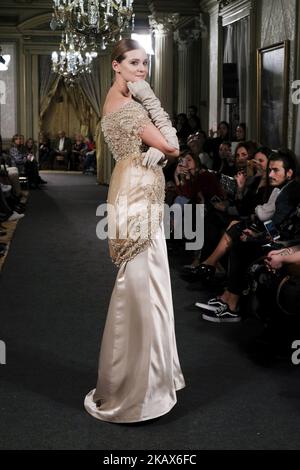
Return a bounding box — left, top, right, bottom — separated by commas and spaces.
195, 297, 224, 311
200, 300, 241, 323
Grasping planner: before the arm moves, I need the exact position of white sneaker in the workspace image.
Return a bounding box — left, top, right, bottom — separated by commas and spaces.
8, 211, 25, 221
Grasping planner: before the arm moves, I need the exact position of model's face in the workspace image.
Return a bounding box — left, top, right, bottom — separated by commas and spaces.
113, 48, 148, 82
236, 146, 248, 165
254, 152, 268, 175
269, 160, 292, 186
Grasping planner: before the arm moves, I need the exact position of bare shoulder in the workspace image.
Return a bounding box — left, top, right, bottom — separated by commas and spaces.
102, 94, 133, 118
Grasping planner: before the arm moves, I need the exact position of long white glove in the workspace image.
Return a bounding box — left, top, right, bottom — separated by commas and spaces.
142, 147, 167, 168
128, 80, 179, 150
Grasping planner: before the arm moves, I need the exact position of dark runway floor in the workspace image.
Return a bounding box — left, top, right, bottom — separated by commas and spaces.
0, 172, 300, 450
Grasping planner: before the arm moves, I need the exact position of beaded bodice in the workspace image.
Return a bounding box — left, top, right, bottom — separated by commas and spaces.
101, 100, 151, 162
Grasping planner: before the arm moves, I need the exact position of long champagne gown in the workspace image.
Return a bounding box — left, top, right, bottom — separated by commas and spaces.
84, 100, 185, 423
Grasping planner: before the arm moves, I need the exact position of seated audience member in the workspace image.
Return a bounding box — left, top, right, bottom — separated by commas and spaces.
245, 243, 300, 360
217, 142, 236, 176
235, 141, 258, 176
205, 121, 231, 171
50, 131, 72, 169
189, 117, 201, 133
83, 135, 96, 174
174, 151, 223, 205
24, 137, 47, 188
235, 123, 247, 142
0, 184, 24, 224
188, 105, 201, 131
187, 131, 212, 169
9, 134, 26, 170
38, 133, 51, 170
25, 138, 37, 158
9, 135, 46, 188
183, 147, 272, 276
195, 149, 300, 323
176, 113, 192, 146
70, 134, 87, 171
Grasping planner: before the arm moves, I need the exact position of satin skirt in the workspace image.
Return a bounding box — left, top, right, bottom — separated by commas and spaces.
84, 223, 185, 423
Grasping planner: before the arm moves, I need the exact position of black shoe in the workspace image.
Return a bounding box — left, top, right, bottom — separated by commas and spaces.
38, 178, 47, 184
196, 264, 216, 282
181, 263, 216, 282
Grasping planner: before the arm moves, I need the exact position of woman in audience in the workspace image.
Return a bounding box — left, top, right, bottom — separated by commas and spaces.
25, 138, 37, 158
187, 131, 212, 169
205, 121, 231, 170
235, 123, 246, 142
10, 135, 46, 188
83, 135, 96, 173
38, 133, 51, 170
176, 113, 192, 145
71, 134, 87, 171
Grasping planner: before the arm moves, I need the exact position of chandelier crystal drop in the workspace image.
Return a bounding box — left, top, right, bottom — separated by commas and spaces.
50, 0, 135, 83
52, 30, 98, 85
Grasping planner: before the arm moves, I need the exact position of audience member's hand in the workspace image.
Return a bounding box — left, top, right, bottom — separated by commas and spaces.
175, 165, 189, 177
212, 201, 227, 212
235, 171, 247, 190
265, 252, 284, 271
240, 228, 258, 242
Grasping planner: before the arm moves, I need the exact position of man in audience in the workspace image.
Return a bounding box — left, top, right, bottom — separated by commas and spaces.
51, 131, 72, 170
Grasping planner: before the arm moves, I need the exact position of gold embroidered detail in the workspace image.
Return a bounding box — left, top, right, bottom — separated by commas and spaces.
101, 101, 152, 163
102, 100, 167, 267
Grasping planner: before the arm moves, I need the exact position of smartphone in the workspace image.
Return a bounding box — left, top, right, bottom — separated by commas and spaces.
263, 219, 280, 241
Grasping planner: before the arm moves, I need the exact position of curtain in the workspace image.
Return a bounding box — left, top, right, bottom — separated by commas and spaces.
78, 54, 114, 184
79, 59, 101, 117
221, 17, 250, 137
39, 56, 60, 130
64, 82, 91, 137
41, 80, 82, 139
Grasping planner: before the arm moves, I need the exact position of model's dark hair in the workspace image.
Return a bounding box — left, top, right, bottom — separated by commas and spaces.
111, 38, 142, 63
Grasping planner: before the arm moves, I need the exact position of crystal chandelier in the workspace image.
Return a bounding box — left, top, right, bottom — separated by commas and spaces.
51, 0, 135, 83
51, 0, 134, 40
52, 29, 98, 85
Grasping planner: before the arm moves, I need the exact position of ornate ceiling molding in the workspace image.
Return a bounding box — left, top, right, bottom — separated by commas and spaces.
218, 0, 253, 26
149, 13, 180, 36
219, 0, 234, 10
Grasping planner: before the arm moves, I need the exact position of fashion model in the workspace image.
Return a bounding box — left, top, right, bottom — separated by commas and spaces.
84, 38, 185, 423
